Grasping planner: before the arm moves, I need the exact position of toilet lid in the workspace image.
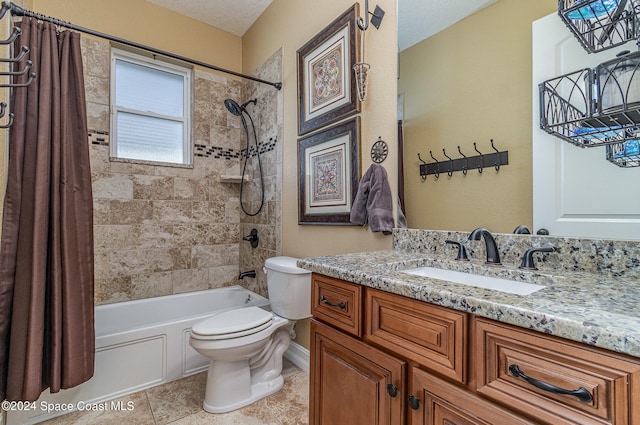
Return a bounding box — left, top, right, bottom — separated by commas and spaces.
191, 306, 273, 338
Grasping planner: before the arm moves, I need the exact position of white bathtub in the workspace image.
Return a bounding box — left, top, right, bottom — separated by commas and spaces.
7, 285, 270, 425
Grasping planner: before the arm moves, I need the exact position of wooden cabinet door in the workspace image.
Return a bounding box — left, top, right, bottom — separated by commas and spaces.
310, 319, 405, 425
410, 367, 536, 425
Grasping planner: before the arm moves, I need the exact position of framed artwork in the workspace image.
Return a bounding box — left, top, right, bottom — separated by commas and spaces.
298, 117, 360, 225
297, 4, 360, 136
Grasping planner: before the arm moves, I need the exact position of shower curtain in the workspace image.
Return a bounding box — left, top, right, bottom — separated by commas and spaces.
0, 18, 94, 401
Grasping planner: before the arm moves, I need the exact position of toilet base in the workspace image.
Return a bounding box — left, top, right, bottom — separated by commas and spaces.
203, 373, 284, 413
198, 323, 293, 414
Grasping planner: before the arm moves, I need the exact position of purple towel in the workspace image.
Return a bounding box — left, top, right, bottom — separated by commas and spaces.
350, 163, 395, 234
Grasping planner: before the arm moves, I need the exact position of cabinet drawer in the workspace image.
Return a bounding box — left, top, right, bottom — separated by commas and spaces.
365, 288, 468, 383
411, 367, 536, 425
311, 274, 363, 337
475, 317, 640, 425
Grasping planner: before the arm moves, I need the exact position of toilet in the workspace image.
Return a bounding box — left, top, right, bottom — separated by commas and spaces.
189, 256, 311, 413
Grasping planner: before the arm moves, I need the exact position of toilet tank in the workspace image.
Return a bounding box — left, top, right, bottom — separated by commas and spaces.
264, 256, 311, 320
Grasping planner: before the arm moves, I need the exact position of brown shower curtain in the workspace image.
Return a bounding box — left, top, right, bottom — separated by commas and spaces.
0, 18, 94, 401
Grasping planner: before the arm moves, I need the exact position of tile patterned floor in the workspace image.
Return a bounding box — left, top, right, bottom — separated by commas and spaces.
39, 361, 309, 425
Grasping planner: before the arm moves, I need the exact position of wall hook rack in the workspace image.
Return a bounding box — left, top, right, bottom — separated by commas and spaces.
0, 3, 37, 129
418, 140, 509, 180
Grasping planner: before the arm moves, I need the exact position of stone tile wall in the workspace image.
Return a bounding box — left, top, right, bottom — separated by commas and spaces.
82, 36, 282, 304
238, 49, 283, 298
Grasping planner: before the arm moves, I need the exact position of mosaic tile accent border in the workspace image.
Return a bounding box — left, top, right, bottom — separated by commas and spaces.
88, 130, 278, 161
89, 130, 109, 146
195, 136, 278, 159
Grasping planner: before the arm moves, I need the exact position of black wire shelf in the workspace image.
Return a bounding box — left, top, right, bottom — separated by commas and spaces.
558, 0, 640, 53
539, 51, 640, 167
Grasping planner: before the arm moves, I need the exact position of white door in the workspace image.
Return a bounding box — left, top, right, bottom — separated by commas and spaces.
532, 13, 640, 240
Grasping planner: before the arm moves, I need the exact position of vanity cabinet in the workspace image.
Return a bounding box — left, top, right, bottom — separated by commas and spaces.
309, 273, 640, 425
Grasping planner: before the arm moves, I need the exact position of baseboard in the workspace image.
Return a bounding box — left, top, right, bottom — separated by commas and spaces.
284, 341, 309, 374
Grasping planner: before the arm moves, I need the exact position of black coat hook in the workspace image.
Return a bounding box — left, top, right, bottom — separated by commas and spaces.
429, 150, 440, 179
457, 146, 468, 175
490, 139, 500, 171
473, 142, 483, 173
418, 153, 427, 181
442, 148, 453, 177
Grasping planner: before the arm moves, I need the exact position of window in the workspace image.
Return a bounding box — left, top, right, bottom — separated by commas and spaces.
110, 49, 192, 166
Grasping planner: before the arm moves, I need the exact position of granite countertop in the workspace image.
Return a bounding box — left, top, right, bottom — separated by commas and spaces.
297, 248, 640, 359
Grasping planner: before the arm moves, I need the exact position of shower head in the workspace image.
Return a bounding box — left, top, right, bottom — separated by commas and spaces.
224, 99, 244, 116
224, 98, 257, 116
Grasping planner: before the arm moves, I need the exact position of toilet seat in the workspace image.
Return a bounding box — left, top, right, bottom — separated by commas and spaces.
191, 306, 274, 340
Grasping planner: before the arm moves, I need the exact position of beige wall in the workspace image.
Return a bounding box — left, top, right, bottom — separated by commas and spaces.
243, 0, 399, 258
243, 0, 398, 349
31, 0, 241, 75
398, 0, 556, 233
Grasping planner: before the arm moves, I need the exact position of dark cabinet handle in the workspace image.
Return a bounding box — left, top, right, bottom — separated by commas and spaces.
321, 295, 346, 309
408, 395, 420, 410
386, 383, 398, 397
508, 364, 593, 403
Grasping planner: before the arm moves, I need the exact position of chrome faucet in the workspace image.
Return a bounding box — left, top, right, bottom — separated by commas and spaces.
468, 228, 501, 265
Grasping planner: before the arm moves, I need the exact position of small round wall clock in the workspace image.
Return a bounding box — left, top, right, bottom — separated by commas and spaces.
370, 137, 388, 163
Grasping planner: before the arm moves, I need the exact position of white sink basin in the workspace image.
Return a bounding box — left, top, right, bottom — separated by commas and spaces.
401, 266, 546, 296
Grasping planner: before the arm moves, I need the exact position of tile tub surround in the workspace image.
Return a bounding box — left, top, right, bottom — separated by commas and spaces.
82, 35, 283, 304
297, 229, 640, 358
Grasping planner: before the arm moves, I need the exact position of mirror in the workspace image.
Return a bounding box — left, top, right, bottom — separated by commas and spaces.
397, 0, 639, 239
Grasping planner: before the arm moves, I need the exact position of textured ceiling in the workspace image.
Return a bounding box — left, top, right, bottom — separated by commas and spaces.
147, 0, 273, 37
398, 0, 497, 51
147, 0, 496, 49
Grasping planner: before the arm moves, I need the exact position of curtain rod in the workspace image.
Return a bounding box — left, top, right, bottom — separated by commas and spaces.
0, 1, 282, 90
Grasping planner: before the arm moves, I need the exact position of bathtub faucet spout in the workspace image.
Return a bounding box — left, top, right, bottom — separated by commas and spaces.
239, 270, 256, 280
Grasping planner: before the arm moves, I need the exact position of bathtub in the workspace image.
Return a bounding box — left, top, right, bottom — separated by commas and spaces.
7, 285, 270, 425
